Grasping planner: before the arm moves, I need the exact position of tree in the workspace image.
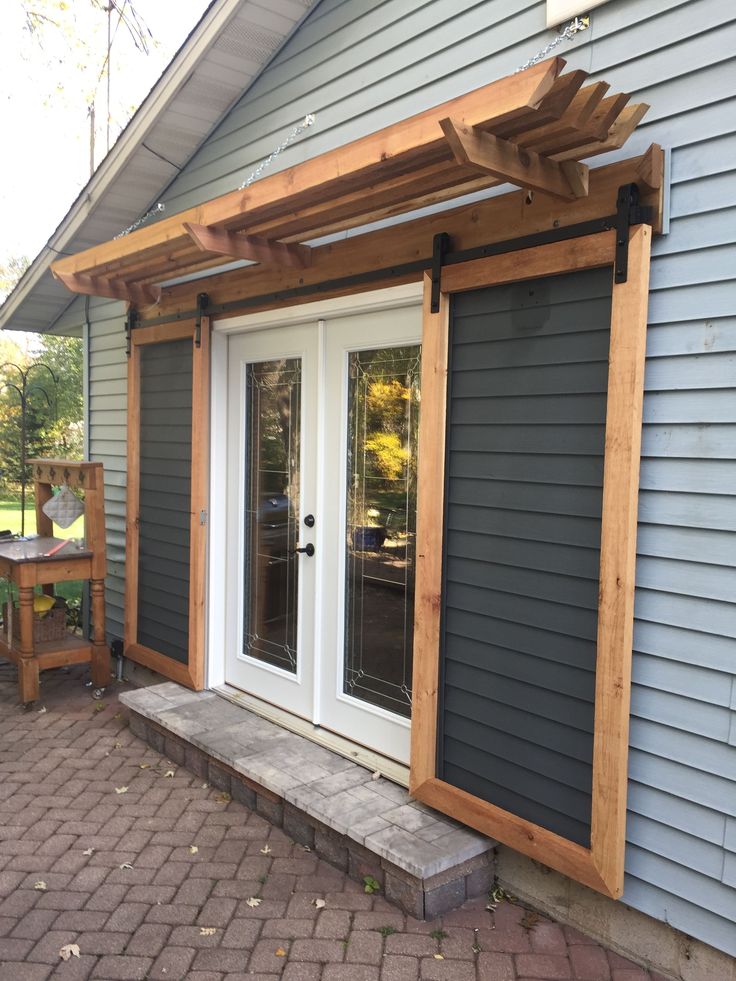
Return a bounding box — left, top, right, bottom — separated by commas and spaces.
19, 1, 155, 169
0, 255, 30, 304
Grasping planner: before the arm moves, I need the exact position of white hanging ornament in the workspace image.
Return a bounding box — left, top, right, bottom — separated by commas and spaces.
42, 484, 84, 530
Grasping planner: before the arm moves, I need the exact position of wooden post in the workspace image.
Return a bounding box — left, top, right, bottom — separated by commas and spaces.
17, 586, 38, 704
89, 578, 110, 686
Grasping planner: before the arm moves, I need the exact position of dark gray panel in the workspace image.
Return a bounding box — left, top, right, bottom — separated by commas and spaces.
440, 267, 613, 848
137, 338, 192, 665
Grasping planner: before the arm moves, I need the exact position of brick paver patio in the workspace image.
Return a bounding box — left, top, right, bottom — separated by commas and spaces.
0, 664, 666, 980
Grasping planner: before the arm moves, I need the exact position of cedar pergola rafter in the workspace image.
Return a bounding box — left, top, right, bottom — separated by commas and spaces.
51, 57, 649, 307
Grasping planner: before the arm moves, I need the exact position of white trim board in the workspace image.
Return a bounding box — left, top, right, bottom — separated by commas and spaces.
206, 281, 425, 755
211, 282, 424, 333
547, 0, 610, 28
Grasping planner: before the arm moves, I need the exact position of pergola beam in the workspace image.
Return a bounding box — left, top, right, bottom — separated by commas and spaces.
51, 57, 565, 282
182, 223, 312, 268
52, 270, 161, 308
153, 148, 663, 320
440, 117, 588, 201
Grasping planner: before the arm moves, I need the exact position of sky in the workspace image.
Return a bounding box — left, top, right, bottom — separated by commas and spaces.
0, 0, 214, 268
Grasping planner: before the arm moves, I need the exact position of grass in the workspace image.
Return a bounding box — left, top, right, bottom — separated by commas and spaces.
0, 498, 85, 607
0, 499, 84, 539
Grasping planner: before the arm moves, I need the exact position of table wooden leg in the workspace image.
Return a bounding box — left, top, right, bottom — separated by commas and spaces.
17, 587, 39, 704
90, 579, 111, 686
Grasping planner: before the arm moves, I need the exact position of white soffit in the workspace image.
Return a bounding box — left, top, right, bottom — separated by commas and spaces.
0, 0, 317, 333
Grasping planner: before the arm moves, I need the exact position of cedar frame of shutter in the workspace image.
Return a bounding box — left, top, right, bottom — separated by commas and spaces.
124, 319, 210, 690
410, 225, 652, 899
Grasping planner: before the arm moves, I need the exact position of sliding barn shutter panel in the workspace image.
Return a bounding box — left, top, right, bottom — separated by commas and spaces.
412, 226, 651, 898
136, 338, 194, 665
439, 267, 613, 849
125, 319, 210, 690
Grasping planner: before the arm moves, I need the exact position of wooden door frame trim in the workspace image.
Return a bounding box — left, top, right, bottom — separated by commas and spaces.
410, 225, 652, 898
124, 319, 210, 690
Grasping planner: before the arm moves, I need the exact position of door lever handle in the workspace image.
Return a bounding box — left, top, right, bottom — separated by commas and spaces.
294, 543, 315, 557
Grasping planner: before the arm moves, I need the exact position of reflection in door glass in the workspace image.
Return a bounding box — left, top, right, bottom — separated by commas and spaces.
243, 359, 301, 673
344, 345, 421, 718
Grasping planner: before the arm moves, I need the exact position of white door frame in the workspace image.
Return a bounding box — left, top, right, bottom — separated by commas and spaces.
206, 283, 424, 749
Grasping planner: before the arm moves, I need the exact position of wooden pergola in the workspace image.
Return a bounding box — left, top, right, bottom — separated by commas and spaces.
51, 57, 658, 311
51, 54, 666, 901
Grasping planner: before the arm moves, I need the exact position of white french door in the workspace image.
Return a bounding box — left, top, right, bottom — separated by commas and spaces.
225, 324, 319, 719
224, 301, 421, 763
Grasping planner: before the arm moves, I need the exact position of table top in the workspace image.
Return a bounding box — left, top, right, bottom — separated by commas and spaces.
0, 537, 92, 565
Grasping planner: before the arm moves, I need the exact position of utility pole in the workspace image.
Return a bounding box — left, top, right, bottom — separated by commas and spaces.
106, 2, 112, 153
89, 102, 96, 176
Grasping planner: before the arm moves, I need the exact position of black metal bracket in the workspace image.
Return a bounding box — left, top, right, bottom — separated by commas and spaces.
430, 232, 451, 313
194, 292, 209, 347
614, 183, 653, 284
124, 307, 138, 357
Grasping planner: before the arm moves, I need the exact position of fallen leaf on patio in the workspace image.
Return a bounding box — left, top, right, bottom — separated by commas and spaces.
189, 845, 198, 854
303, 845, 311, 852
119, 862, 134, 870
94, 702, 104, 713
139, 763, 150, 769
82, 848, 95, 856
312, 899, 326, 909
164, 770, 175, 778
372, 770, 381, 780
260, 845, 272, 854
34, 881, 47, 891
246, 897, 262, 908
520, 910, 540, 931
214, 792, 231, 804
114, 712, 122, 719
114, 741, 122, 748
434, 954, 444, 960
115, 786, 128, 794
275, 948, 286, 957
199, 927, 217, 936
37, 706, 46, 714
201, 782, 209, 789
59, 944, 80, 961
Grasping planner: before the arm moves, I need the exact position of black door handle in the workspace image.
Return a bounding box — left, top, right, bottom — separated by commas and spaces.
294, 543, 315, 557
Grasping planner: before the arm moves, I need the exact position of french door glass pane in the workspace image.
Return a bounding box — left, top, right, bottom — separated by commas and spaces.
243, 358, 301, 673
344, 345, 421, 717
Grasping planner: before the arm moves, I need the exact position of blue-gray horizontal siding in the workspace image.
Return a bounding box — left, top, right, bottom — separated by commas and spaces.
440, 268, 614, 849
76, 0, 734, 955
136, 339, 192, 664
54, 293, 128, 641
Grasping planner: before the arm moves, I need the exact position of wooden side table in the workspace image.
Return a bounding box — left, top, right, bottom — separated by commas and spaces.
0, 460, 110, 705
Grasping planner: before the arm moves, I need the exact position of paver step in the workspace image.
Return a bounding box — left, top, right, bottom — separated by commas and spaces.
120, 683, 496, 919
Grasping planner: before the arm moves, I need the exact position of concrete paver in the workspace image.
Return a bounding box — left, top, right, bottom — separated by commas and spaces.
0, 663, 664, 980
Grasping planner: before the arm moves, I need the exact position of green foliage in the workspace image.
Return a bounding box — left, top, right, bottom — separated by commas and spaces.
430, 929, 448, 941
0, 329, 83, 497
362, 875, 381, 894
374, 925, 397, 937
0, 255, 30, 302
